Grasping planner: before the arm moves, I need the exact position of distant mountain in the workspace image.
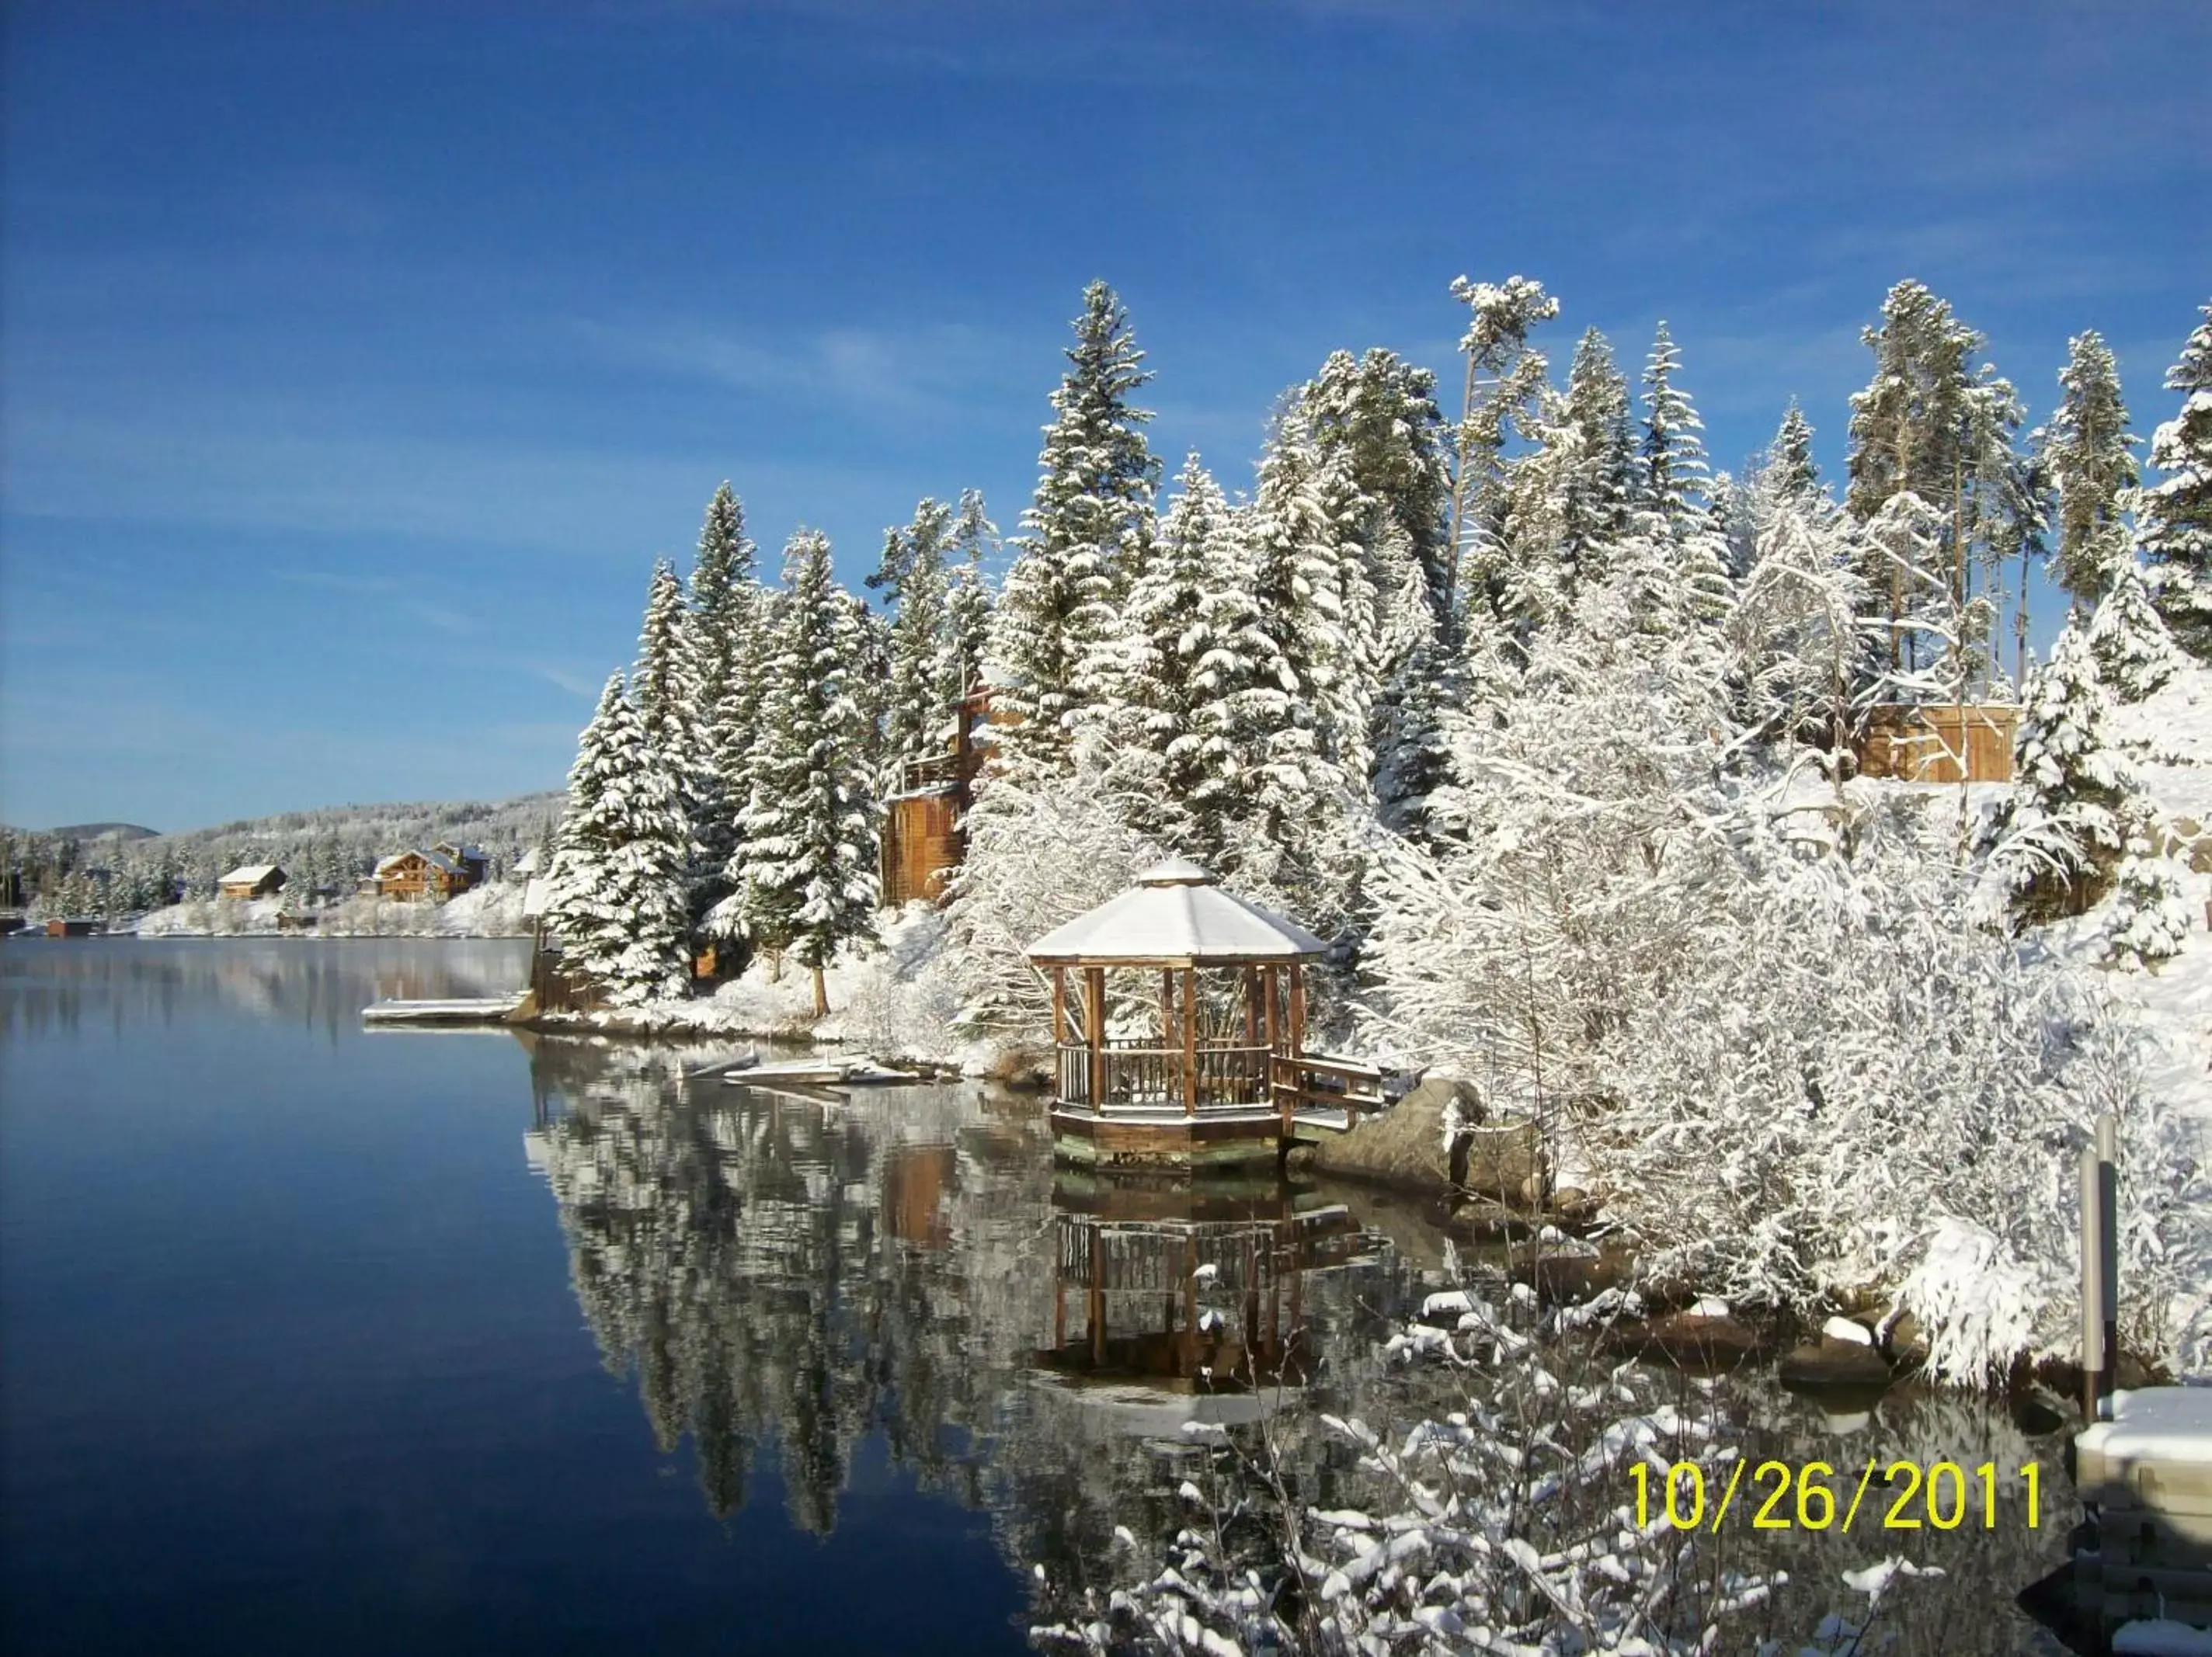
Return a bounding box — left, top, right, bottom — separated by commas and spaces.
48, 822, 160, 840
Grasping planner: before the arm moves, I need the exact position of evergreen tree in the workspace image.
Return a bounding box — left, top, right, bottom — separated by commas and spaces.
1247, 415, 1376, 784
2087, 556, 2182, 702
1845, 281, 2022, 675
1299, 347, 1453, 628
938, 491, 996, 717
1116, 456, 1275, 857
689, 483, 759, 909
989, 281, 1159, 776
878, 497, 955, 771
729, 531, 879, 1016
1445, 274, 1558, 625
1771, 401, 1821, 500
547, 674, 694, 1006
633, 559, 711, 912
2043, 330, 2139, 610
1638, 321, 1709, 537
1561, 328, 1638, 585
2140, 303, 2212, 655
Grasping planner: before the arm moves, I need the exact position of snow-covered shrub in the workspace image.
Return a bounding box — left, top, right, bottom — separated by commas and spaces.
1363, 575, 2211, 1377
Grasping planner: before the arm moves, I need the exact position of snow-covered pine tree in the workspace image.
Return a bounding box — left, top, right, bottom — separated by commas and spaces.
1633, 323, 1734, 627
1298, 347, 1453, 630
1115, 454, 1278, 859
1247, 412, 1376, 785
877, 497, 955, 773
2044, 330, 2140, 610
729, 530, 879, 1016
632, 561, 711, 903
1495, 387, 1579, 631
546, 673, 694, 1006
2139, 303, 2212, 656
989, 281, 1159, 777
937, 489, 996, 715
2088, 554, 2182, 702
1771, 400, 1821, 500
1638, 321, 1707, 536
1846, 281, 2022, 674
1987, 619, 2128, 923
1561, 328, 1637, 588
688, 483, 758, 912
1445, 275, 1558, 626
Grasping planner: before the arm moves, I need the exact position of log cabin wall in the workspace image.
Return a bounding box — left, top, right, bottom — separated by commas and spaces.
881, 790, 964, 907
1856, 703, 2018, 783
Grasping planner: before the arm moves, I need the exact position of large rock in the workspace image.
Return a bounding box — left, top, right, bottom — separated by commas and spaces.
1299, 1079, 1543, 1202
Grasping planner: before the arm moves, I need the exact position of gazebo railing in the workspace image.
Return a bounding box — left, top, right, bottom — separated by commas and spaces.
1055, 1038, 1276, 1113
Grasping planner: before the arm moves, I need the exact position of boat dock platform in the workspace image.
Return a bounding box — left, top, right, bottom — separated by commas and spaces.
361, 996, 525, 1026
2068, 1386, 2212, 1641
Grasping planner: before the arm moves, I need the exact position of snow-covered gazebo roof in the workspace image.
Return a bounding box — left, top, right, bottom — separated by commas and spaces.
1024, 860, 1325, 966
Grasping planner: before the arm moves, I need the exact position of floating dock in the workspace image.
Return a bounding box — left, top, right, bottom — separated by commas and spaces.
2071, 1386, 2212, 1637
361, 996, 525, 1026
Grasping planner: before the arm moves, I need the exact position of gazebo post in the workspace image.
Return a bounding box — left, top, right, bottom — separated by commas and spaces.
1262, 964, 1282, 1127
1242, 965, 1259, 1047
1181, 964, 1198, 1116
1086, 965, 1108, 1109
1051, 964, 1067, 1078
1288, 961, 1306, 1061
1159, 968, 1175, 1103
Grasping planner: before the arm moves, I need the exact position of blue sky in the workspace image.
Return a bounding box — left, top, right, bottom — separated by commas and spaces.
3, 1, 2206, 832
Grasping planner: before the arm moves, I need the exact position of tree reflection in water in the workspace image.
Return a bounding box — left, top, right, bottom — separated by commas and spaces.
519, 1037, 2075, 1653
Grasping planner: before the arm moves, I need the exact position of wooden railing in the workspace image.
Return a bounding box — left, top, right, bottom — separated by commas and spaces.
1055, 1040, 1275, 1113
1271, 1051, 1387, 1131
896, 752, 963, 794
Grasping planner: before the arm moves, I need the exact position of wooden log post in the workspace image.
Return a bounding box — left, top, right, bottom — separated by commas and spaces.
1182, 966, 1199, 1117
1086, 966, 1107, 1111
1264, 964, 1285, 1134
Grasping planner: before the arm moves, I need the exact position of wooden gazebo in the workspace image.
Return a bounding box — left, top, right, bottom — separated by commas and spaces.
1025, 860, 1384, 1169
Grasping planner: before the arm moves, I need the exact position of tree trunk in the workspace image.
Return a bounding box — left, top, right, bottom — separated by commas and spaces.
811, 962, 829, 1020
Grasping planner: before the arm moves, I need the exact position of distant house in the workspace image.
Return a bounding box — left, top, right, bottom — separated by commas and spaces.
45, 918, 104, 939
433, 842, 491, 885
217, 863, 288, 901
375, 848, 475, 903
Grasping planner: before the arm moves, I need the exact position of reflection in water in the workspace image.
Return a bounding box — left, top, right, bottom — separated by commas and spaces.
520, 1037, 1410, 1589
0, 935, 528, 1044
520, 1035, 2076, 1652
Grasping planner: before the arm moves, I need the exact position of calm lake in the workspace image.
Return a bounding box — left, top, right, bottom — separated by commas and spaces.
0, 939, 2071, 1654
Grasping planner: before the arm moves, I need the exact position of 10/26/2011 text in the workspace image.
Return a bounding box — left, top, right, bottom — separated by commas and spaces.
1631, 1460, 2041, 1534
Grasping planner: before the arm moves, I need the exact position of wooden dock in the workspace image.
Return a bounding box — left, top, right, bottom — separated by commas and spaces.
361, 996, 524, 1026
2069, 1386, 2212, 1638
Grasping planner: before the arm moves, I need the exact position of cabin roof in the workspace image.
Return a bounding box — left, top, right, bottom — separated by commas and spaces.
218, 863, 282, 884
1024, 861, 1325, 964
377, 849, 463, 877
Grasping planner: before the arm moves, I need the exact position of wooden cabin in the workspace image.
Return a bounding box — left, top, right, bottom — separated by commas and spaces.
217, 863, 287, 901
880, 686, 1003, 907
433, 842, 491, 884
1026, 860, 1384, 1170
374, 848, 475, 903
44, 918, 103, 938
1856, 703, 2017, 783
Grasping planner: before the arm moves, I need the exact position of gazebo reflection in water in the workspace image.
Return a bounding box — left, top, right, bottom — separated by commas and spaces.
1038, 1177, 1374, 1392
1024, 860, 1386, 1171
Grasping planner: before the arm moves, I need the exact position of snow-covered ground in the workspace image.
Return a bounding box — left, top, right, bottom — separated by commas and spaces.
133, 882, 530, 939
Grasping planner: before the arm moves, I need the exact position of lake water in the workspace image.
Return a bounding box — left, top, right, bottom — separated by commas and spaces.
0, 939, 2072, 1654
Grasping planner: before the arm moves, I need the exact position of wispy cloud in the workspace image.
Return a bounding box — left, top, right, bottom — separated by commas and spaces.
563, 314, 1033, 424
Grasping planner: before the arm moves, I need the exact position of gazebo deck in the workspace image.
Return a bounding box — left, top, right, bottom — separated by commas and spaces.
1048, 1040, 1386, 1169
1027, 860, 1389, 1170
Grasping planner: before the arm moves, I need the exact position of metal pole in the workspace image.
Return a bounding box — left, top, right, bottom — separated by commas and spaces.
2095, 1113, 2120, 1413
2080, 1140, 2105, 1423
